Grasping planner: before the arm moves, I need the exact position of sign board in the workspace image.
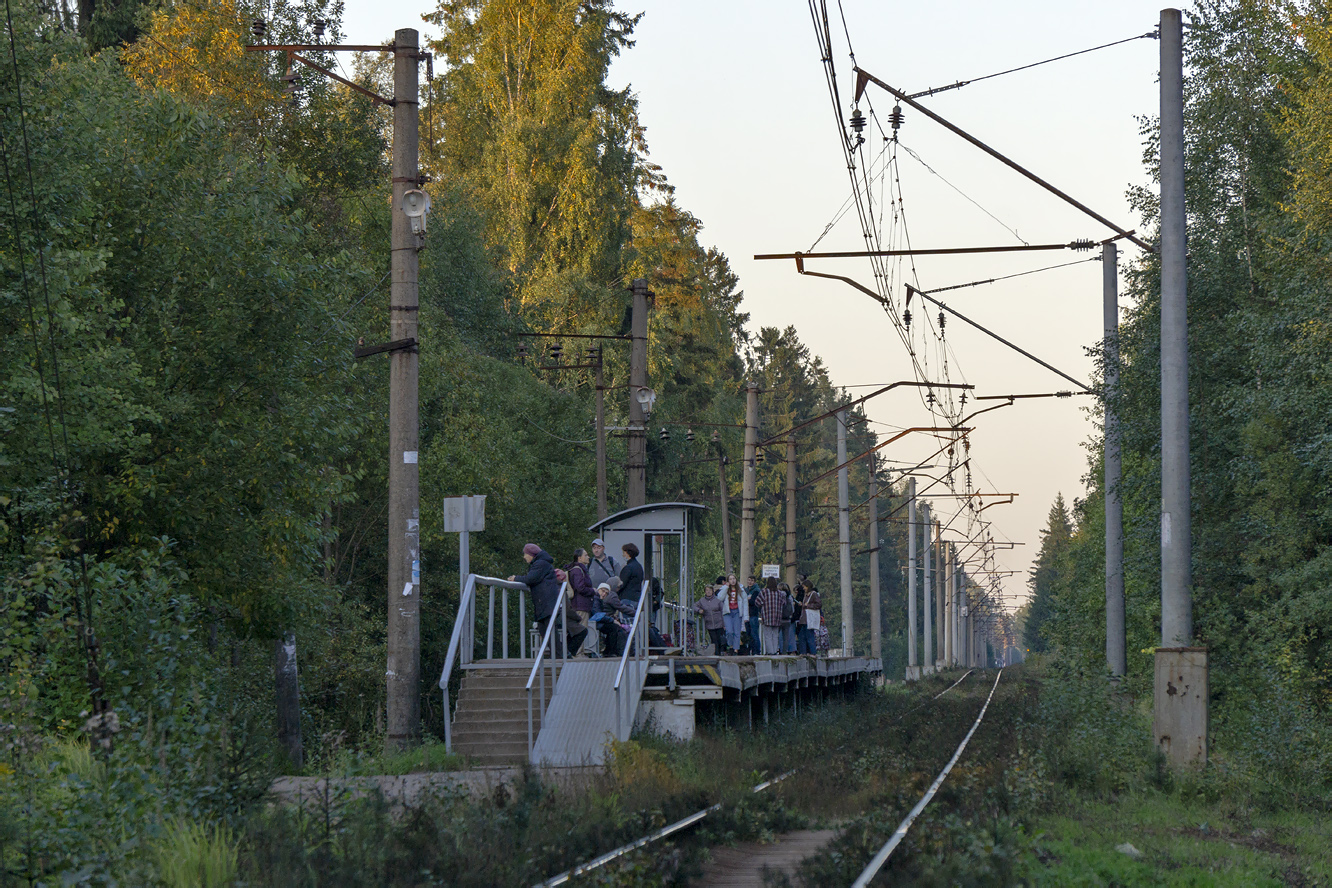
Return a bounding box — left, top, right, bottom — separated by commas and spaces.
760, 563, 780, 579
443, 495, 486, 532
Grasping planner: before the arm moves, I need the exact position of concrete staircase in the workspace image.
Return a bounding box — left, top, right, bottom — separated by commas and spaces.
451, 667, 553, 766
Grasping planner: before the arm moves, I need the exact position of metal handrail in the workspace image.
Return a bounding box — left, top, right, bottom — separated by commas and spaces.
614, 582, 651, 691
614, 582, 651, 741
439, 574, 529, 753
526, 582, 571, 757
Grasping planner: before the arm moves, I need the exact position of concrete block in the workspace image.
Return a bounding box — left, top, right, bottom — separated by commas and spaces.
905, 666, 920, 681
634, 698, 695, 742
1154, 647, 1207, 767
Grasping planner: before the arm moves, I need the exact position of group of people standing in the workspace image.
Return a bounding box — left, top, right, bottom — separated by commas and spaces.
694, 574, 824, 656
508, 538, 647, 658
509, 539, 826, 659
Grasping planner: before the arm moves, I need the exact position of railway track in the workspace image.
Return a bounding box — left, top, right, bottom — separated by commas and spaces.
533, 666, 1030, 887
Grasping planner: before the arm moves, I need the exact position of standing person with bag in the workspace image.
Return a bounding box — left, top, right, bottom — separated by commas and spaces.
745, 575, 764, 654
757, 577, 784, 657
720, 574, 747, 654
797, 581, 822, 655
564, 549, 597, 656
778, 582, 797, 653
694, 583, 726, 655
509, 543, 562, 656
587, 539, 621, 592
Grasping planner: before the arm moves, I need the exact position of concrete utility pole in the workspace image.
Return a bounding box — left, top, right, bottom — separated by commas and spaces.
595, 358, 608, 521
627, 279, 650, 508
719, 453, 733, 576
935, 520, 945, 670
1156, 6, 1207, 768
385, 27, 421, 752
786, 439, 798, 589
837, 408, 854, 654
906, 477, 918, 678
868, 453, 882, 662
739, 383, 759, 583
922, 503, 933, 674
1104, 242, 1126, 678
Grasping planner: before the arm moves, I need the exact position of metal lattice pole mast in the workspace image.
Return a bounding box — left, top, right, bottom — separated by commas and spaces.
627, 279, 650, 508
385, 27, 421, 751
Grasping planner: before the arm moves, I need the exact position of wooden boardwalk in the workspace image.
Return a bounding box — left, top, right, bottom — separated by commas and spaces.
694, 829, 836, 887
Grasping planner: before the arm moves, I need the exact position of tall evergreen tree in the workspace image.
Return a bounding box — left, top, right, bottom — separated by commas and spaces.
1023, 494, 1072, 654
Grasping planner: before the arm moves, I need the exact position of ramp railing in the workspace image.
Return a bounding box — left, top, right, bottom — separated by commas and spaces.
438, 573, 539, 753
613, 582, 652, 741
525, 582, 572, 756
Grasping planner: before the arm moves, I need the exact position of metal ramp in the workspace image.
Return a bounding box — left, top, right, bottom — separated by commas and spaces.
531, 659, 648, 766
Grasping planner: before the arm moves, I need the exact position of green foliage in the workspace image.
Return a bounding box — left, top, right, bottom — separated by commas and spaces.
150, 818, 240, 888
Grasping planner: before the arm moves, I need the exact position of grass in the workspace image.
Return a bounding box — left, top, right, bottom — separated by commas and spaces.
305, 733, 465, 776
1022, 790, 1332, 886
150, 818, 239, 888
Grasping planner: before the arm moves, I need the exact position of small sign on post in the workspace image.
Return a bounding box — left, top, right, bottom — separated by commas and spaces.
444, 496, 486, 595
761, 564, 780, 579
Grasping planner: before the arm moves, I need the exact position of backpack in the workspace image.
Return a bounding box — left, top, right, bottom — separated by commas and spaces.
781, 591, 794, 622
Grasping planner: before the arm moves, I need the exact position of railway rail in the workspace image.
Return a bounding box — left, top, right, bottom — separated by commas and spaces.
532, 667, 1012, 887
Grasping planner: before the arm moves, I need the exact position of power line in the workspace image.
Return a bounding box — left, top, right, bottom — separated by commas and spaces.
907, 30, 1159, 99
898, 141, 1028, 245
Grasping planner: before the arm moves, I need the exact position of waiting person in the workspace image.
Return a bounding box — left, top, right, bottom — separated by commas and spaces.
779, 582, 797, 653
745, 575, 764, 654
757, 577, 784, 656
618, 542, 645, 608
588, 538, 621, 591
694, 582, 726, 655
721, 574, 747, 654
509, 543, 562, 656
591, 582, 634, 657
796, 581, 821, 655
565, 549, 597, 655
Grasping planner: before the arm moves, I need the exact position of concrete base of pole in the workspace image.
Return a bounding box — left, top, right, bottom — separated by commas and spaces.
1154, 647, 1208, 768
905, 666, 920, 681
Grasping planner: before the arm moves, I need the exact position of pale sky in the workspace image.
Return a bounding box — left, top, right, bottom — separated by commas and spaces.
341, 1, 1173, 614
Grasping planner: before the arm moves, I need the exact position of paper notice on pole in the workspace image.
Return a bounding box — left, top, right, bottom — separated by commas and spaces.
402, 583, 413, 597
403, 451, 418, 464
761, 564, 780, 579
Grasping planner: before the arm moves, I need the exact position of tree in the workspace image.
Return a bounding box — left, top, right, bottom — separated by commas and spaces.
1023, 494, 1072, 654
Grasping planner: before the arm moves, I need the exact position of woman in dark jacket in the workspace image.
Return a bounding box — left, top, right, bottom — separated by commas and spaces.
618, 542, 645, 606
510, 543, 563, 654
565, 549, 597, 655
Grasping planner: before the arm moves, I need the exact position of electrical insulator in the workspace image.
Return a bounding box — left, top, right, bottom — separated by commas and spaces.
313, 18, 327, 39
963, 435, 971, 453
959, 392, 967, 407
252, 18, 267, 38
516, 342, 528, 359
889, 104, 904, 134
756, 449, 765, 464
549, 342, 563, 361
926, 390, 935, 405
938, 312, 946, 333
850, 107, 866, 133
711, 430, 720, 443
1070, 238, 1096, 252
660, 427, 670, 442
903, 308, 911, 328
585, 347, 599, 361
283, 66, 299, 105
686, 428, 695, 443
